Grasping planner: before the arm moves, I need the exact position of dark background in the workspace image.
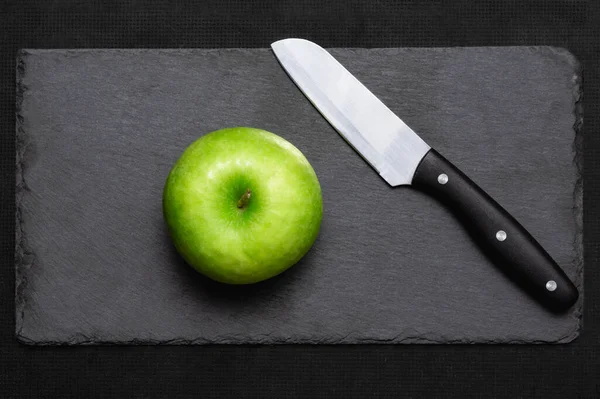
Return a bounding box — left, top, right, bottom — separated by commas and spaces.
1, 1, 598, 398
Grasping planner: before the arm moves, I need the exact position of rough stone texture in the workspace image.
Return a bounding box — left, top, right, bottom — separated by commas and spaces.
15, 47, 582, 345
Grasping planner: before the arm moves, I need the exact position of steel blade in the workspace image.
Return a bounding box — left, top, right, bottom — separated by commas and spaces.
272, 38, 430, 186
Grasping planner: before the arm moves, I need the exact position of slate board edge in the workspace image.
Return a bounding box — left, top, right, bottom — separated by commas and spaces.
13, 47, 584, 345
15, 50, 30, 344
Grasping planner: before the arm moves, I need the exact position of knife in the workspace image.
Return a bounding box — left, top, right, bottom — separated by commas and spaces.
271, 38, 579, 312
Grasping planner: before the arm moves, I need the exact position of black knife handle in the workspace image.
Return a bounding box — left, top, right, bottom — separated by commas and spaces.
412, 149, 579, 312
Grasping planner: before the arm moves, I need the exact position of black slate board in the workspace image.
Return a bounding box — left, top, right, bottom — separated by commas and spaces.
15, 47, 582, 345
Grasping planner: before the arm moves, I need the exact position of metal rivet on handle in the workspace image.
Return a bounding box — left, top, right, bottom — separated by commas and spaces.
496, 230, 507, 241
437, 174, 448, 185
546, 280, 557, 292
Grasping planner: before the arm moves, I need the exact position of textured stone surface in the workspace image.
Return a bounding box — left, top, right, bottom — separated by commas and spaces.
15, 47, 582, 345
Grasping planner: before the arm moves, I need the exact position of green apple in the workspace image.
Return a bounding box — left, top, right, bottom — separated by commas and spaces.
163, 127, 323, 284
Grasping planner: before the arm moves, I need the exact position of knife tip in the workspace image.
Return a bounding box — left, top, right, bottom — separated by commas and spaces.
270, 38, 315, 50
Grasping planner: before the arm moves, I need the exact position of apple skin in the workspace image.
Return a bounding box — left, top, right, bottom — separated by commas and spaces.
163, 127, 323, 284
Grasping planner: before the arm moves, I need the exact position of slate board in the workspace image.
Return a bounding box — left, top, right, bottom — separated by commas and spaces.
15, 47, 583, 345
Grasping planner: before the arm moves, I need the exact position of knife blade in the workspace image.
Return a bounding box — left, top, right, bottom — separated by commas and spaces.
271, 38, 579, 312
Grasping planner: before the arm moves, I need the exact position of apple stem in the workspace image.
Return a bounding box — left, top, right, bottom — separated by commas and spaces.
237, 189, 252, 209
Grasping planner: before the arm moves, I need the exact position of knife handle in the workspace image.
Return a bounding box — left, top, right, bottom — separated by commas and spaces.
412, 149, 579, 312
